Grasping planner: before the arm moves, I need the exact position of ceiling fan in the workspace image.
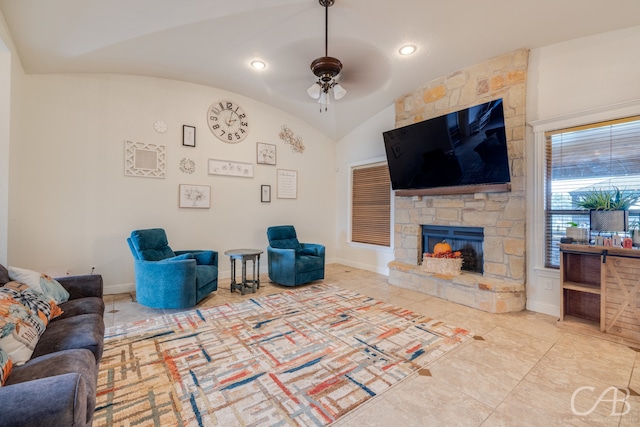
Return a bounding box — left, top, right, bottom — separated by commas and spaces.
306, 0, 346, 111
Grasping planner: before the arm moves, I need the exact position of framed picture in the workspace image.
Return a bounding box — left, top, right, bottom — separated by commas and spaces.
257, 142, 276, 165
183, 125, 196, 147
277, 169, 297, 199
261, 185, 271, 203
124, 140, 166, 179
208, 159, 254, 178
179, 184, 211, 208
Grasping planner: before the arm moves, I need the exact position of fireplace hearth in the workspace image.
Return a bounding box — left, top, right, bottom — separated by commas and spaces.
422, 225, 484, 273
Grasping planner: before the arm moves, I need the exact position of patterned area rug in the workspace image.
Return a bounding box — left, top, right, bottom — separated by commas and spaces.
94, 284, 472, 426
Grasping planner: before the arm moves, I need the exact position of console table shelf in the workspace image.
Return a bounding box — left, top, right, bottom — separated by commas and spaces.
559, 244, 640, 346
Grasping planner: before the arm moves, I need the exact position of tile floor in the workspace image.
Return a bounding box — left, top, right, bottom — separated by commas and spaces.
103, 264, 640, 426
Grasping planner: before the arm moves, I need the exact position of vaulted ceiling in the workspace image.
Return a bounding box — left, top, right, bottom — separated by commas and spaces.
1, 0, 639, 140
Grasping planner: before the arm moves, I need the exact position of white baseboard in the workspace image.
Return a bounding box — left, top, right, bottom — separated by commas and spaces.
104, 282, 135, 295
526, 300, 560, 317
332, 258, 389, 276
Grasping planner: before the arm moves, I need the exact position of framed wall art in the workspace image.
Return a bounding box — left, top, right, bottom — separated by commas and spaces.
124, 140, 166, 179
277, 169, 297, 199
208, 159, 254, 178
261, 185, 271, 203
179, 184, 211, 208
183, 125, 196, 147
257, 142, 276, 165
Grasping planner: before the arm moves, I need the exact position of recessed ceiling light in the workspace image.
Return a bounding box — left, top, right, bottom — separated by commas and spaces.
250, 60, 266, 70
399, 45, 417, 56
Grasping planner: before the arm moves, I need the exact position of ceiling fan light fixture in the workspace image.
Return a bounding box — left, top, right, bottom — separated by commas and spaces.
307, 82, 321, 99
308, 0, 345, 112
332, 83, 346, 100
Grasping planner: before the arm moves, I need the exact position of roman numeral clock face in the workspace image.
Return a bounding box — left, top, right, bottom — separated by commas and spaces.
207, 100, 249, 143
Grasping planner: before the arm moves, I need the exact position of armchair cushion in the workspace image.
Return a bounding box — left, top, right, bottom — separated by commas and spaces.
130, 228, 175, 261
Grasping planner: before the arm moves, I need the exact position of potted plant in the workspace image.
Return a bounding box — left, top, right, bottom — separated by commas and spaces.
575, 187, 640, 232
565, 221, 588, 244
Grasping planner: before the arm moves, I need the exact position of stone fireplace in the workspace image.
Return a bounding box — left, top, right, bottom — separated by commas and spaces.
387, 49, 528, 313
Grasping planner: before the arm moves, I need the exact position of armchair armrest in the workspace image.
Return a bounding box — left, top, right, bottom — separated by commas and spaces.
299, 243, 325, 258
134, 259, 197, 308
175, 250, 218, 267
0, 373, 90, 427
55, 274, 103, 300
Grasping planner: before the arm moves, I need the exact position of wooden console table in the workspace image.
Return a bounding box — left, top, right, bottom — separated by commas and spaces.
559, 244, 640, 345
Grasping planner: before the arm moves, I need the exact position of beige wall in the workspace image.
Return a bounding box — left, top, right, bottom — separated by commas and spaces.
7, 74, 336, 292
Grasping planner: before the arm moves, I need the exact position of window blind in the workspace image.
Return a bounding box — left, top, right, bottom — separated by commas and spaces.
352, 163, 391, 247
545, 115, 640, 267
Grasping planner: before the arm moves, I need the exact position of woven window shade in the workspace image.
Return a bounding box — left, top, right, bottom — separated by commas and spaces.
352, 164, 391, 246
545, 115, 640, 268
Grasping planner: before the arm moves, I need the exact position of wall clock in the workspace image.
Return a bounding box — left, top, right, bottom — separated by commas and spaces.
207, 100, 249, 143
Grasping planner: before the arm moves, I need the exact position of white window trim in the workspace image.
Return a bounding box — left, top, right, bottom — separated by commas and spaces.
528, 99, 640, 273
347, 156, 394, 251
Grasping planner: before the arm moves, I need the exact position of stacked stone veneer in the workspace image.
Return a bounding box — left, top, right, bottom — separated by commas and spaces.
388, 49, 528, 313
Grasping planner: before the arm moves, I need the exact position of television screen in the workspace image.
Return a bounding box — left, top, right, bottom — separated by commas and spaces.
383, 99, 510, 191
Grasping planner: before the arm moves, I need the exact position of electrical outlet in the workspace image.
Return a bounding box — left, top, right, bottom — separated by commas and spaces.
542, 278, 553, 290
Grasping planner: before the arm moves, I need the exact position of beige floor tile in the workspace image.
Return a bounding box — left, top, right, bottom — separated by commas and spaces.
485, 379, 621, 427
542, 344, 634, 387
334, 374, 492, 427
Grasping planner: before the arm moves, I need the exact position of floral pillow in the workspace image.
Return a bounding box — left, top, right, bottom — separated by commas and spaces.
0, 348, 12, 386
8, 266, 70, 304
0, 282, 63, 326
0, 294, 41, 365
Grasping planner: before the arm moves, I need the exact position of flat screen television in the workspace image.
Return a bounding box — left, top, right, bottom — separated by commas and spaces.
383, 99, 510, 191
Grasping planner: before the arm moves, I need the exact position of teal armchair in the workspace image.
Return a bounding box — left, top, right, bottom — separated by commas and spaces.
127, 228, 218, 308
266, 225, 325, 286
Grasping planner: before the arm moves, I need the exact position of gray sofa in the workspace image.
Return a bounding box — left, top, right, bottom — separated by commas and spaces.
0, 266, 105, 427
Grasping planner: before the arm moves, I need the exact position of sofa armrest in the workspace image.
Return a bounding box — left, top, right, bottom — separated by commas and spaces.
56, 274, 104, 300
300, 243, 325, 258
0, 373, 90, 427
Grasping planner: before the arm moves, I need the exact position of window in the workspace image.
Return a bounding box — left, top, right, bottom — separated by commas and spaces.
545, 116, 640, 268
351, 162, 391, 247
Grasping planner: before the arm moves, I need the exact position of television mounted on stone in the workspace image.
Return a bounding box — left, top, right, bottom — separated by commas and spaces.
383, 99, 510, 192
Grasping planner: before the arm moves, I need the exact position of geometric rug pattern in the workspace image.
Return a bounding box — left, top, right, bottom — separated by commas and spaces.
94, 284, 472, 426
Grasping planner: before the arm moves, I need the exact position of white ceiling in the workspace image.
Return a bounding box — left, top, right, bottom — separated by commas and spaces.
1, 0, 640, 140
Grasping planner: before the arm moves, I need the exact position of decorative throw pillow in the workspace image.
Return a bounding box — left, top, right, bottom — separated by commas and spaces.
8, 266, 70, 304
0, 348, 12, 386
0, 294, 41, 365
0, 264, 10, 286
0, 282, 63, 325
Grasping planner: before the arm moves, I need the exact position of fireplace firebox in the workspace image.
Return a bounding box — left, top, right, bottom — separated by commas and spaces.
422, 225, 484, 273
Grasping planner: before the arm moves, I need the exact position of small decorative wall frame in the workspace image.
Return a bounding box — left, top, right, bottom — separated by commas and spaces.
124, 140, 166, 179
257, 142, 276, 165
183, 125, 196, 147
208, 159, 254, 178
261, 185, 271, 203
179, 184, 210, 208
277, 169, 298, 199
